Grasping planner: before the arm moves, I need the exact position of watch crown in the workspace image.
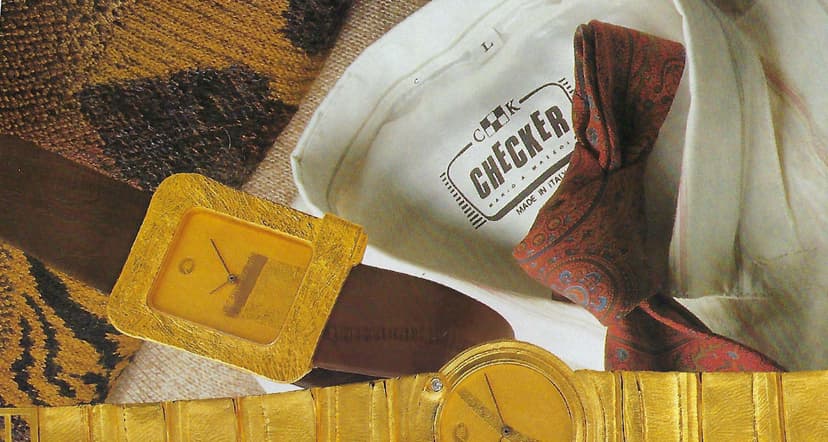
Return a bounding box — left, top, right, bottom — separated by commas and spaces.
430, 377, 444, 392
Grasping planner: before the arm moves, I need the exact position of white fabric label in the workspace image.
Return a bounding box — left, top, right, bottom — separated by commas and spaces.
441, 80, 574, 229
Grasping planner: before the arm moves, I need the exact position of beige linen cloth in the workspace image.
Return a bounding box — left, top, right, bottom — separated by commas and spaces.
106, 0, 429, 404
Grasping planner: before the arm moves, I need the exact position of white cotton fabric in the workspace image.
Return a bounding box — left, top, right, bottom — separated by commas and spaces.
293, 0, 828, 369
675, 0, 828, 369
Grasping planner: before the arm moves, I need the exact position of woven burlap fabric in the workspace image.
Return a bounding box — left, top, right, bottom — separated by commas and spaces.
106, 0, 429, 405
1, 0, 353, 192
243, 0, 430, 204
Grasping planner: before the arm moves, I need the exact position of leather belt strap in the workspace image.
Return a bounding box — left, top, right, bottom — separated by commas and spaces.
0, 136, 150, 293
0, 135, 513, 386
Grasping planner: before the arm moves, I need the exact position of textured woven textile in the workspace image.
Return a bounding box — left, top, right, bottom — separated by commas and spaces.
0, 241, 141, 407
1, 0, 351, 191
514, 21, 782, 371
0, 0, 352, 406
243, 0, 430, 203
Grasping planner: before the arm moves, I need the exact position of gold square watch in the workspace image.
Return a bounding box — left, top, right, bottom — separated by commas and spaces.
108, 173, 368, 382
0, 146, 513, 386
106, 173, 514, 383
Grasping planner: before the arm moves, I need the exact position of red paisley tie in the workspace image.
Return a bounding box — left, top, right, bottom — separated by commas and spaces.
513, 21, 783, 371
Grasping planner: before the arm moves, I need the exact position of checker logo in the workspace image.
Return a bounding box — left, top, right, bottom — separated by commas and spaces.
480, 105, 510, 137
442, 79, 576, 229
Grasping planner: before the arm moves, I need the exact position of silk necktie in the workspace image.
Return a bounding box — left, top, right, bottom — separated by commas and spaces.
514, 21, 783, 371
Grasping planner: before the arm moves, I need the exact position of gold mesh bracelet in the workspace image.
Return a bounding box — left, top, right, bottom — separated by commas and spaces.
3, 367, 826, 440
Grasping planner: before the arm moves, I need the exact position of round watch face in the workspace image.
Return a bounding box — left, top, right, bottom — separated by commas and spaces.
436, 341, 585, 442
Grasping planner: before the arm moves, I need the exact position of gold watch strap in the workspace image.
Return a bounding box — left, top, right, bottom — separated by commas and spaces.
578, 370, 828, 441
3, 369, 826, 441
0, 374, 442, 442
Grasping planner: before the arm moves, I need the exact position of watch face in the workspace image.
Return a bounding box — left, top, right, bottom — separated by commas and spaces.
437, 363, 572, 441
147, 207, 312, 344
436, 341, 585, 442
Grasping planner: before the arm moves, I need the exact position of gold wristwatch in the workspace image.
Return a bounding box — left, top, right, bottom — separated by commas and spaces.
1, 136, 515, 388
106, 172, 369, 382
3, 339, 826, 441
105, 173, 514, 384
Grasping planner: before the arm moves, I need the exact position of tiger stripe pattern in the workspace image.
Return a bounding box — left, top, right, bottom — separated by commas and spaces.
0, 240, 141, 407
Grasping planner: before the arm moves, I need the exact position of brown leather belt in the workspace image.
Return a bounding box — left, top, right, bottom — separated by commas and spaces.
0, 135, 513, 386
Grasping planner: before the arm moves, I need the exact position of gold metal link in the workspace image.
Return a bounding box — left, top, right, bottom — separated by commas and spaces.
3, 361, 827, 440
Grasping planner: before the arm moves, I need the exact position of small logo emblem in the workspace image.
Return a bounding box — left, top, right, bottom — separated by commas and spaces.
178, 258, 195, 274
480, 105, 510, 137
441, 79, 576, 228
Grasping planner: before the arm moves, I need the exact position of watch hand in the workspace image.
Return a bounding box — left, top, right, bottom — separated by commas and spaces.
457, 390, 538, 441
458, 388, 503, 434
483, 375, 539, 442
223, 253, 268, 317
496, 425, 537, 442
484, 374, 508, 427
210, 238, 233, 276
209, 276, 237, 294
